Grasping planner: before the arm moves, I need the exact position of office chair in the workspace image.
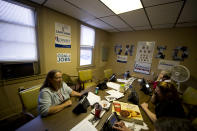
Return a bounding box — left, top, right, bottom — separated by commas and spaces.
104, 69, 113, 80
181, 87, 197, 125
182, 87, 197, 105
78, 69, 96, 90
62, 73, 81, 91
18, 84, 41, 119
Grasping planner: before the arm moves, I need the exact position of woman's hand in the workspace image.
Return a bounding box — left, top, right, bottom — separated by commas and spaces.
48, 99, 72, 114
63, 99, 72, 107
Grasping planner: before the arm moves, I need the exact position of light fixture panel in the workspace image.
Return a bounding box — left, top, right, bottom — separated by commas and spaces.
100, 0, 143, 14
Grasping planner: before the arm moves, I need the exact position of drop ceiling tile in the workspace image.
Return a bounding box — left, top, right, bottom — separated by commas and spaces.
142, 0, 181, 7
29, 0, 45, 4
65, 0, 114, 17
133, 26, 151, 30
100, 15, 128, 28
106, 29, 119, 32
85, 19, 114, 30
176, 22, 197, 27
119, 9, 150, 27
44, 0, 95, 22
178, 0, 197, 23
146, 1, 183, 25
118, 27, 133, 32
152, 24, 174, 29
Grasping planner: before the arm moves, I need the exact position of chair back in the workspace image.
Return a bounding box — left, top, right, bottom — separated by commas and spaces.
18, 85, 41, 112
62, 73, 73, 86
104, 69, 113, 79
79, 69, 93, 82
182, 87, 197, 105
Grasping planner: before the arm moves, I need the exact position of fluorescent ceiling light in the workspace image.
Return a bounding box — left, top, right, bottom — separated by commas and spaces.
100, 0, 143, 14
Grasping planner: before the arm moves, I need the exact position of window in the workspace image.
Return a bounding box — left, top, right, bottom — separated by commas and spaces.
80, 25, 95, 66
0, 0, 38, 62
0, 0, 39, 79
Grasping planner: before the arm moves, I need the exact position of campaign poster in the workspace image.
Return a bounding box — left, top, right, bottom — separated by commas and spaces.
134, 62, 151, 75
117, 55, 127, 63
57, 53, 71, 63
55, 22, 71, 48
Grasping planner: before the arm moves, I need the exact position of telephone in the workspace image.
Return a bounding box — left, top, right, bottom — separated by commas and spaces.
72, 95, 90, 114
108, 74, 117, 82
140, 78, 152, 95
97, 80, 107, 90
101, 112, 119, 131
128, 90, 139, 105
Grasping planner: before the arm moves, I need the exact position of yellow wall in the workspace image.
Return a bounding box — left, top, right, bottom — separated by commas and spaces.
39, 7, 109, 76
107, 27, 197, 84
1, 1, 197, 120
0, 6, 109, 119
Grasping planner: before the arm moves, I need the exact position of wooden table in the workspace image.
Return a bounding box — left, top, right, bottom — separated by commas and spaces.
16, 80, 154, 131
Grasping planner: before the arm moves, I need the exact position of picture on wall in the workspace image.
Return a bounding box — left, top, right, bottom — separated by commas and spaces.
134, 41, 155, 74
155, 46, 166, 59
129, 45, 134, 56
125, 45, 129, 55
117, 55, 127, 63
134, 62, 151, 75
114, 44, 122, 55
55, 22, 71, 48
57, 53, 71, 63
135, 41, 155, 63
172, 46, 188, 61
158, 60, 180, 70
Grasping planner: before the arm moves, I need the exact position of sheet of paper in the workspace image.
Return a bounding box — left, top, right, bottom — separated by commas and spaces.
106, 82, 120, 91
70, 118, 97, 131
123, 121, 149, 131
105, 90, 124, 102
87, 92, 101, 106
117, 79, 128, 83
106, 90, 124, 98
105, 95, 117, 102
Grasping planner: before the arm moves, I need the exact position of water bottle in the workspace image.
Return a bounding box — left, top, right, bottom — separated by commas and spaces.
124, 72, 127, 80
95, 87, 99, 94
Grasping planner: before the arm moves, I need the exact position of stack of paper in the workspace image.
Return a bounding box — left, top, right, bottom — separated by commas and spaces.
106, 82, 120, 91
87, 92, 101, 106
70, 118, 97, 131
117, 79, 128, 83
105, 90, 124, 102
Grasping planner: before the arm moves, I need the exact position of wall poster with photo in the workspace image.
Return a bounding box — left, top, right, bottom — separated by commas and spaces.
134, 41, 155, 74
55, 22, 71, 48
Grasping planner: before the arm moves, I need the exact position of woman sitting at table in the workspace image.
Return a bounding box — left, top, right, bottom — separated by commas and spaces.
38, 69, 82, 117
141, 82, 185, 123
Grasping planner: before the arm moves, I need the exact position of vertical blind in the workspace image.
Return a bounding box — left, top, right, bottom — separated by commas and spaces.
0, 0, 38, 62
